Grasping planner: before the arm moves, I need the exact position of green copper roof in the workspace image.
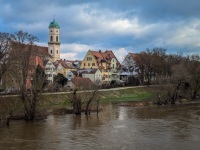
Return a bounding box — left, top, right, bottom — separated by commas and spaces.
49, 19, 60, 29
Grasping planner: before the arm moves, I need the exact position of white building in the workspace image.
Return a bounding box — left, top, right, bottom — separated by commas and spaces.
79, 69, 102, 84
44, 60, 57, 83
120, 53, 138, 81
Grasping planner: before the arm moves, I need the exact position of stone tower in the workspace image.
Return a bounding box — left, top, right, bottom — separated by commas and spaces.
48, 18, 60, 62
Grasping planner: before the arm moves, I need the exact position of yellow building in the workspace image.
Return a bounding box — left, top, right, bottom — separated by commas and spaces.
57, 59, 81, 78
80, 50, 120, 83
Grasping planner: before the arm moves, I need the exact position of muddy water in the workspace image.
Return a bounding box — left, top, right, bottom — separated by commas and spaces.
1, 102, 200, 150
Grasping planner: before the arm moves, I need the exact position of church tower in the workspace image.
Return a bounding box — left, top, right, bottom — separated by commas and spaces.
48, 18, 60, 62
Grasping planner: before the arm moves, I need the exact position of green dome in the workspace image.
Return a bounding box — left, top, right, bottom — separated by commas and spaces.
49, 19, 60, 29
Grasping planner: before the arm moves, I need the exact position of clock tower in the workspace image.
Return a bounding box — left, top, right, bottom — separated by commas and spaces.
48, 18, 60, 62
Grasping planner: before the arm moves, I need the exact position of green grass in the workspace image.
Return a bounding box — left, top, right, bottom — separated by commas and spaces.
98, 88, 154, 102
2, 87, 155, 107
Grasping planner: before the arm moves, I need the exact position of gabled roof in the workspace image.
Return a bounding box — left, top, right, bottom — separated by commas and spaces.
52, 61, 61, 69
43, 60, 49, 66
89, 50, 120, 67
71, 70, 78, 75
90, 50, 104, 59
71, 77, 93, 87
129, 53, 138, 60
11, 42, 51, 59
57, 59, 81, 69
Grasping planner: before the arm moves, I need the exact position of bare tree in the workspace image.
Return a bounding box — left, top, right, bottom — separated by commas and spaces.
69, 82, 100, 115
0, 32, 15, 88
0, 97, 20, 126
184, 55, 200, 100
8, 31, 48, 120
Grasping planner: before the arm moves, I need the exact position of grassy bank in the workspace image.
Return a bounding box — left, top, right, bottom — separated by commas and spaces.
38, 86, 155, 107
99, 87, 154, 102
0, 86, 155, 110
0, 87, 155, 119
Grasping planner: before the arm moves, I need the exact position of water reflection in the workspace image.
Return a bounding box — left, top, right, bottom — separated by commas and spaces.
0, 102, 200, 150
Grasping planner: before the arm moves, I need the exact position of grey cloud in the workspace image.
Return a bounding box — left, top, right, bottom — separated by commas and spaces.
1, 0, 200, 59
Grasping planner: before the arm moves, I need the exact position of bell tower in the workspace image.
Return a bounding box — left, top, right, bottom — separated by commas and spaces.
48, 18, 60, 62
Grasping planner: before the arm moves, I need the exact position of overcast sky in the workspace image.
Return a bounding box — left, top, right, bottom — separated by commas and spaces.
1, 0, 200, 62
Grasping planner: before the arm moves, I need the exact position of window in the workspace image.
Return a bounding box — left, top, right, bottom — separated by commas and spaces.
51, 50, 52, 54
92, 63, 95, 66
50, 36, 53, 42
57, 50, 58, 54
88, 63, 90, 66
56, 36, 58, 42
87, 57, 92, 61
113, 64, 114, 69
84, 63, 86, 66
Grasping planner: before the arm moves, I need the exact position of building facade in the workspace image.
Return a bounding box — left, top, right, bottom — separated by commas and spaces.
44, 59, 57, 83
80, 50, 120, 83
120, 52, 138, 81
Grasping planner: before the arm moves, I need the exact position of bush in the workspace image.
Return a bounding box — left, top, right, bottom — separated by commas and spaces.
127, 76, 140, 86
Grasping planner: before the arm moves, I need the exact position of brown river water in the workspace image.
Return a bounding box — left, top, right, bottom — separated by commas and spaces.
0, 102, 200, 150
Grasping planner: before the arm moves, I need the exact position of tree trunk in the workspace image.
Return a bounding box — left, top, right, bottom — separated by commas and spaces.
85, 90, 97, 115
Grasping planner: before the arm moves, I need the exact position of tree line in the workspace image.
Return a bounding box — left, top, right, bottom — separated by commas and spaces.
132, 48, 200, 104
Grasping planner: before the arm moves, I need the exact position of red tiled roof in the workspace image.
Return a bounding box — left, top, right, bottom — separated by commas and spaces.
71, 77, 93, 87
58, 59, 81, 69
90, 50, 104, 59
89, 50, 120, 68
129, 53, 138, 59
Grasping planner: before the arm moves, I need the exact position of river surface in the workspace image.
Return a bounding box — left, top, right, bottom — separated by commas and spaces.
1, 102, 200, 150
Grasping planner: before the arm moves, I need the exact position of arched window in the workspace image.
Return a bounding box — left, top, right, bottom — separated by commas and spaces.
56, 36, 58, 42
51, 50, 52, 54
57, 50, 58, 54
50, 36, 53, 42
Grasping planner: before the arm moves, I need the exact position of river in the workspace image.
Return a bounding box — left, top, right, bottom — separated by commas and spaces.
0, 102, 200, 150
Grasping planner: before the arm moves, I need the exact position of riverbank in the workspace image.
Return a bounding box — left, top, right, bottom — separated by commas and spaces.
1, 86, 200, 120
39, 86, 155, 107
0, 86, 155, 121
